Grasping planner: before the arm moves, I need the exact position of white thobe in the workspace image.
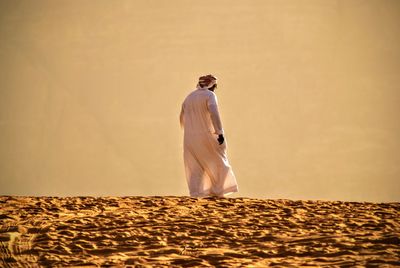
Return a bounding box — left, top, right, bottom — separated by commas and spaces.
180, 86, 238, 197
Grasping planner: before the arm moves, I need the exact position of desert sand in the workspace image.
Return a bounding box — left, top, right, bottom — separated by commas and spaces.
0, 196, 399, 267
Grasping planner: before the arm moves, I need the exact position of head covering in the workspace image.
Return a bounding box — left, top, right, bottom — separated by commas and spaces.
197, 74, 218, 89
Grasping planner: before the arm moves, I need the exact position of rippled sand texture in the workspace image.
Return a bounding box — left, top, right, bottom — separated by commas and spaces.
1, 196, 399, 267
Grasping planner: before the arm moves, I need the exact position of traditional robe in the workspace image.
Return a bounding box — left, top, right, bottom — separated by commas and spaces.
180, 86, 238, 197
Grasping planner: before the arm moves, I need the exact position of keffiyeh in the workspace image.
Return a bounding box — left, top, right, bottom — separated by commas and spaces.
197, 74, 218, 89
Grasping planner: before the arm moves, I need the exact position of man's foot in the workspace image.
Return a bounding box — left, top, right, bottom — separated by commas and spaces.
203, 196, 217, 199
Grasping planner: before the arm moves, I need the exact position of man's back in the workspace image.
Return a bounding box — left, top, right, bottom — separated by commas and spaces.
182, 88, 215, 134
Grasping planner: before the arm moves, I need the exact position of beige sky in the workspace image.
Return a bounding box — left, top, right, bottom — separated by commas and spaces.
1, 0, 399, 202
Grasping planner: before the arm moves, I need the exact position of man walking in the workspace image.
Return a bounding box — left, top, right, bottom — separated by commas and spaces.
180, 74, 238, 198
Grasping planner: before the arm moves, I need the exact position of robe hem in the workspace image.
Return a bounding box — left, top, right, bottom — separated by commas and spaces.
189, 185, 238, 198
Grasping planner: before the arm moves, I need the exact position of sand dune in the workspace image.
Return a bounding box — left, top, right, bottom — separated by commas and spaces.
0, 196, 399, 267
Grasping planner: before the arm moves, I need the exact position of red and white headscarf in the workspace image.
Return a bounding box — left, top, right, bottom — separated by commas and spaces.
197, 74, 217, 89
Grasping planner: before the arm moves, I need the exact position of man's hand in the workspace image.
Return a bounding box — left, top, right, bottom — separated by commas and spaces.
217, 134, 224, 145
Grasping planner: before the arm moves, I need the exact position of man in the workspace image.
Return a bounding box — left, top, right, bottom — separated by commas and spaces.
180, 74, 239, 198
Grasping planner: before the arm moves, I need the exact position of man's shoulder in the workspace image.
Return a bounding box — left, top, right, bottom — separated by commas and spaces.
184, 89, 197, 100
185, 88, 212, 99
195, 89, 214, 97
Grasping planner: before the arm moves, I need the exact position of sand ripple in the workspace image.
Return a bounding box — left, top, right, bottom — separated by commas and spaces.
1, 196, 399, 267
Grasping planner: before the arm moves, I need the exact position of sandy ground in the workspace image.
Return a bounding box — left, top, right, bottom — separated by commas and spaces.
0, 196, 399, 267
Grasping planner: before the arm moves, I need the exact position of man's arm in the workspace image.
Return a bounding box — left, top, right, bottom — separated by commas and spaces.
207, 93, 224, 138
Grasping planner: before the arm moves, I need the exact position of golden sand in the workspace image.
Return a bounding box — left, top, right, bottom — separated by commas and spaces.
1, 196, 399, 267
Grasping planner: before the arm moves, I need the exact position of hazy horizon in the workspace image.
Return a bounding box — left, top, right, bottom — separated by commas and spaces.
1, 0, 399, 202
